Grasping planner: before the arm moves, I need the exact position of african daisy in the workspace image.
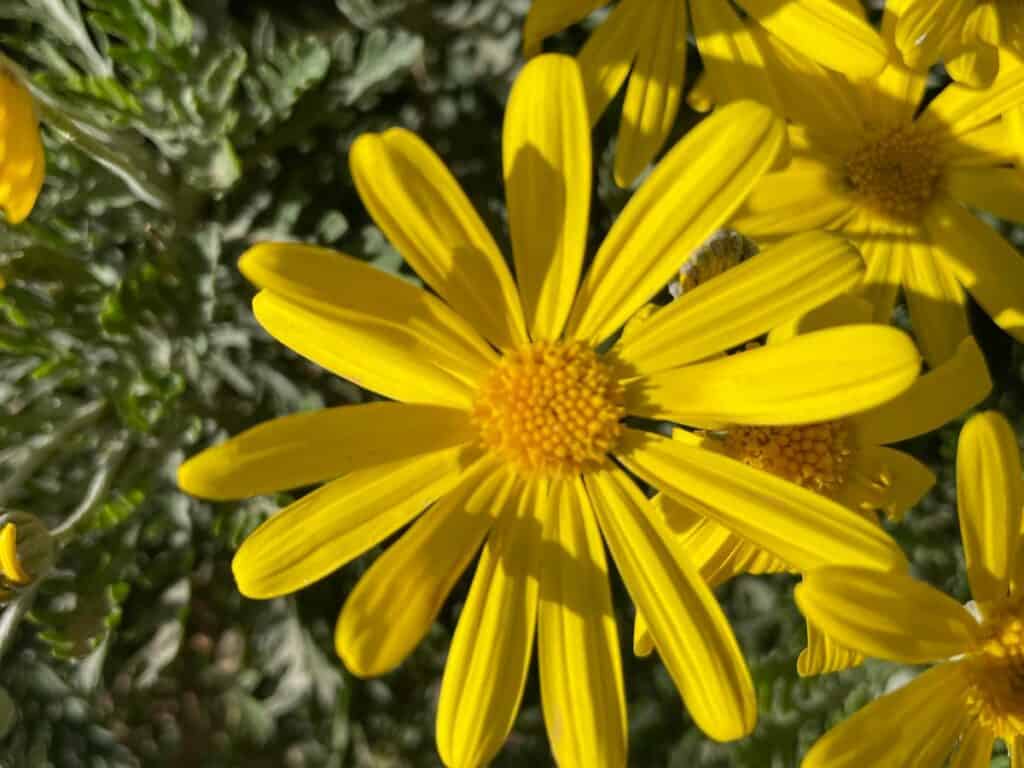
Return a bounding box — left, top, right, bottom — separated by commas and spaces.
631, 292, 991, 675
797, 410, 1024, 767
692, 13, 1024, 367
179, 55, 919, 767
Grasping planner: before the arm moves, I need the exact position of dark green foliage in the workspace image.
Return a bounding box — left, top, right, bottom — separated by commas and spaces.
0, 0, 1019, 766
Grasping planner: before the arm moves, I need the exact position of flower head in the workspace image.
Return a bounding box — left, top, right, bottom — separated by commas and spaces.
796, 410, 1024, 766
695, 13, 1024, 367
523, 0, 889, 186
631, 293, 991, 671
179, 54, 922, 767
0, 67, 44, 226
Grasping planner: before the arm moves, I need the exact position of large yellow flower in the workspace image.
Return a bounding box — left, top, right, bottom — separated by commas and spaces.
696, 16, 1024, 368
522, 0, 889, 185
631, 294, 992, 675
889, 0, 1024, 86
796, 410, 1024, 767
179, 55, 920, 767
0, 67, 44, 226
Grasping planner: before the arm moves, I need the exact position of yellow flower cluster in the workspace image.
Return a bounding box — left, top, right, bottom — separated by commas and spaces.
161, 3, 1024, 767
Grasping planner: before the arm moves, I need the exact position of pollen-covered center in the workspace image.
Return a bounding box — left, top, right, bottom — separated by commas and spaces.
472, 341, 625, 476
845, 124, 942, 221
966, 595, 1024, 737
723, 421, 852, 495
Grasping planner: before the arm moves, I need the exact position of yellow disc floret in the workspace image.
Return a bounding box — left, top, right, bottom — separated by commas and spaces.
473, 341, 625, 476
723, 421, 852, 495
845, 124, 942, 222
966, 595, 1024, 738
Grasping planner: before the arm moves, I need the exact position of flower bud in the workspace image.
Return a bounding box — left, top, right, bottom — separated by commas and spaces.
0, 511, 55, 591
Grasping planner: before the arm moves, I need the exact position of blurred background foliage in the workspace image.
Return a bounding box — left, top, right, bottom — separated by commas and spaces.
0, 0, 1020, 766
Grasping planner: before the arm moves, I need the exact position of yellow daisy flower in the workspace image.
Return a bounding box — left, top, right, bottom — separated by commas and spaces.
0, 66, 44, 226
796, 410, 1024, 767
695, 16, 1024, 367
522, 0, 889, 186
179, 55, 920, 767
632, 294, 992, 675
890, 0, 1023, 86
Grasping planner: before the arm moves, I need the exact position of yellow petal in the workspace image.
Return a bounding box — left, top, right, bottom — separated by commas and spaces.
522, 0, 608, 56
539, 477, 627, 768
946, 166, 1024, 223
852, 336, 991, 446
568, 100, 785, 344
0, 72, 44, 225
616, 429, 907, 573
797, 618, 864, 677
0, 524, 30, 585
504, 54, 591, 340
943, 118, 1016, 167
957, 411, 1024, 603
632, 612, 654, 658
834, 445, 936, 521
892, 0, 973, 71
231, 445, 470, 598
178, 403, 474, 500
627, 325, 921, 428
922, 48, 1024, 134
748, 19, 866, 152
613, 0, 688, 186
732, 159, 855, 238
659, 493, 794, 587
336, 459, 510, 676
252, 292, 476, 410
903, 241, 970, 367
925, 195, 1024, 344
692, 0, 780, 114
946, 40, 999, 88
349, 129, 527, 349
802, 662, 969, 768
614, 231, 864, 376
767, 293, 874, 345
739, 0, 889, 77
436, 480, 544, 768
853, 63, 928, 128
585, 465, 756, 742
1013, 734, 1024, 768
1006, 105, 1024, 167
795, 567, 979, 663
948, 720, 996, 768
856, 231, 905, 323
577, 0, 645, 124
241, 243, 498, 406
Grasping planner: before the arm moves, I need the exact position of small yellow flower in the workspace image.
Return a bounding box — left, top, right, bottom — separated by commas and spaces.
0, 524, 31, 586
697, 15, 1024, 367
523, 0, 889, 186
890, 0, 1021, 86
180, 55, 920, 768
0, 514, 53, 593
0, 67, 44, 225
632, 295, 993, 672
796, 410, 1024, 767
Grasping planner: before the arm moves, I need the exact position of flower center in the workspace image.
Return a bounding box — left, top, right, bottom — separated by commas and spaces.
844, 124, 942, 221
722, 421, 852, 495
966, 595, 1024, 737
472, 341, 625, 476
